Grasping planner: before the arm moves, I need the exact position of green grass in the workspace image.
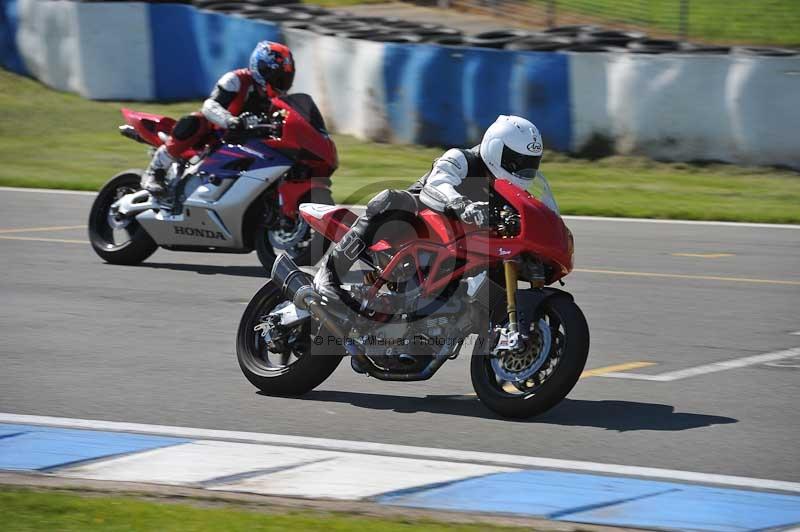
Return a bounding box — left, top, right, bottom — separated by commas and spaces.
0, 487, 524, 532
1, 68, 799, 223
535, 0, 800, 46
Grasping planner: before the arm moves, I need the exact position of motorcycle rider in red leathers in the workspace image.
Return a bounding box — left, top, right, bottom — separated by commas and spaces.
140, 41, 295, 195
314, 115, 545, 301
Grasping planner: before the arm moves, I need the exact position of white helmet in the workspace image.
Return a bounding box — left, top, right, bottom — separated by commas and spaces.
479, 115, 543, 190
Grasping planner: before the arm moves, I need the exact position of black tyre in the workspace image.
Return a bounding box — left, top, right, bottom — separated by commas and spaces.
627, 38, 684, 54
255, 187, 334, 272
88, 171, 157, 265
543, 24, 600, 37
471, 294, 589, 419
465, 29, 530, 49
504, 36, 573, 51
429, 34, 469, 47
237, 281, 343, 396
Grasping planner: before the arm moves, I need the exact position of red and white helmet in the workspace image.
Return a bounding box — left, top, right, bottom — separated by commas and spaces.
479, 115, 543, 190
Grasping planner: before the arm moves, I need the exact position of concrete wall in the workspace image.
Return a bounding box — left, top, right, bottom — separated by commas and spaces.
2, 0, 798, 168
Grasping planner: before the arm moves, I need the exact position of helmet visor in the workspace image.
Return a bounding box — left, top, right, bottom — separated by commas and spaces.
257, 60, 295, 92
501, 145, 541, 181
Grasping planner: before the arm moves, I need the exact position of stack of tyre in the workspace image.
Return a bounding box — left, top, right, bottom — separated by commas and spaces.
193, 1, 464, 43
191, 1, 798, 56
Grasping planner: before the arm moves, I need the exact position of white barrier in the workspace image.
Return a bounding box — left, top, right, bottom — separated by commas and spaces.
6, 0, 800, 168
15, 0, 154, 100
569, 52, 800, 168
285, 29, 389, 140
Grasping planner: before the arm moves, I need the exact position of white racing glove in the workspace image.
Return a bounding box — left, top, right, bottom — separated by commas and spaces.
462, 201, 491, 227
449, 199, 492, 228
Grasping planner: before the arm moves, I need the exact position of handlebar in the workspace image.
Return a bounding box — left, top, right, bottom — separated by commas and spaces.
495, 206, 521, 237
225, 112, 284, 140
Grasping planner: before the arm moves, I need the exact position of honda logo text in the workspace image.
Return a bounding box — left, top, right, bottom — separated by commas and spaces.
174, 226, 226, 240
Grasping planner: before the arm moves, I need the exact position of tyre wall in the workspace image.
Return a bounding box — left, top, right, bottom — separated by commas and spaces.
2, 0, 798, 168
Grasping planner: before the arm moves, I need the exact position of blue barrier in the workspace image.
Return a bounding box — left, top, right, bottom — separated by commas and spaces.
382, 44, 570, 150
148, 4, 282, 100
4, 0, 797, 166
0, 0, 27, 75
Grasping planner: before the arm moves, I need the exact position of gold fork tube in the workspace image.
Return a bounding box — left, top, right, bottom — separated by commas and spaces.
503, 260, 519, 333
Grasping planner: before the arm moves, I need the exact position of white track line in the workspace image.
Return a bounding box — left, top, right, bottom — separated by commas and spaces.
601, 347, 800, 382
0, 186, 96, 196
1, 187, 798, 229
2, 413, 799, 494
562, 215, 800, 230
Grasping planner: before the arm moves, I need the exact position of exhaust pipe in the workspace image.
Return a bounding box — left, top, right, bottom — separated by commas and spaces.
270, 255, 450, 382
270, 254, 318, 311
270, 254, 348, 339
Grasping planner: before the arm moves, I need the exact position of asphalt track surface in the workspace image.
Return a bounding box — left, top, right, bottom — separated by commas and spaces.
1, 188, 798, 482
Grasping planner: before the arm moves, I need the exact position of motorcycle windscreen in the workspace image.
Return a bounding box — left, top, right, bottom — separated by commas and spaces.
528, 171, 559, 215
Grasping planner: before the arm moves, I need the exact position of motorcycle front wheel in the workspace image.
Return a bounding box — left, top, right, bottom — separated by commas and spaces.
88, 171, 157, 265
237, 280, 343, 396
470, 294, 589, 419
255, 188, 334, 272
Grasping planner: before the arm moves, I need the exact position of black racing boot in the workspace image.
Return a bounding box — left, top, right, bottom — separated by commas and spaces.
313, 216, 372, 302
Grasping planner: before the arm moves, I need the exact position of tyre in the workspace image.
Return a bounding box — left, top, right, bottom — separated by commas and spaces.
577, 29, 645, 47
370, 34, 424, 44
471, 294, 589, 419
429, 34, 469, 47
543, 25, 600, 37
465, 29, 530, 49
627, 38, 684, 54
681, 45, 730, 54
255, 187, 334, 272
237, 281, 343, 396
88, 171, 157, 265
504, 36, 573, 51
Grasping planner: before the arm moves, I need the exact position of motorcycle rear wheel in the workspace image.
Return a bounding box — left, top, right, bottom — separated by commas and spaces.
237, 280, 343, 396
470, 294, 589, 419
88, 171, 157, 265
255, 188, 334, 272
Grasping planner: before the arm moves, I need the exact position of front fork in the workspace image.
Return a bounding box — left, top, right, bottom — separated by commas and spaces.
503, 259, 519, 333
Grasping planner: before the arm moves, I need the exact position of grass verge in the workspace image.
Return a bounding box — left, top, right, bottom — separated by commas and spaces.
1, 69, 798, 223
537, 0, 800, 46
0, 487, 523, 532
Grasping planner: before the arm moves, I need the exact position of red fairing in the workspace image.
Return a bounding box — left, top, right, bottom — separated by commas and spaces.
310, 179, 573, 297
277, 179, 331, 220
302, 205, 359, 243
472, 179, 573, 277
121, 108, 176, 147
268, 97, 338, 178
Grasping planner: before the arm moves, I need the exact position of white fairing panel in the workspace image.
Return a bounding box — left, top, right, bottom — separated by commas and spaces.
299, 203, 339, 220
138, 164, 289, 249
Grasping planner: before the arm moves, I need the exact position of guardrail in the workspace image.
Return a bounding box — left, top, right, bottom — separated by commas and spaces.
2, 0, 798, 169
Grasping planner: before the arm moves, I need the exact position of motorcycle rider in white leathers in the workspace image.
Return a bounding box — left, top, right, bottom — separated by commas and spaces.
314, 115, 544, 300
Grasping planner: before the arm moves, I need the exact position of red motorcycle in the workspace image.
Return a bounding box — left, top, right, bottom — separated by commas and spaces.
88, 93, 337, 271
236, 175, 589, 418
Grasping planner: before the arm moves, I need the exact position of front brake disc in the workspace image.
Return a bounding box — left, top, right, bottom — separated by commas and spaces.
490, 319, 552, 383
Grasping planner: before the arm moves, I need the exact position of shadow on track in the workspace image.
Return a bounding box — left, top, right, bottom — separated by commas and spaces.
133, 262, 266, 278
287, 390, 737, 431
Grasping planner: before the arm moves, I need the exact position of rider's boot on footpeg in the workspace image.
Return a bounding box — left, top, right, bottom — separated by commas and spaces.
141, 145, 175, 196
313, 216, 372, 301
